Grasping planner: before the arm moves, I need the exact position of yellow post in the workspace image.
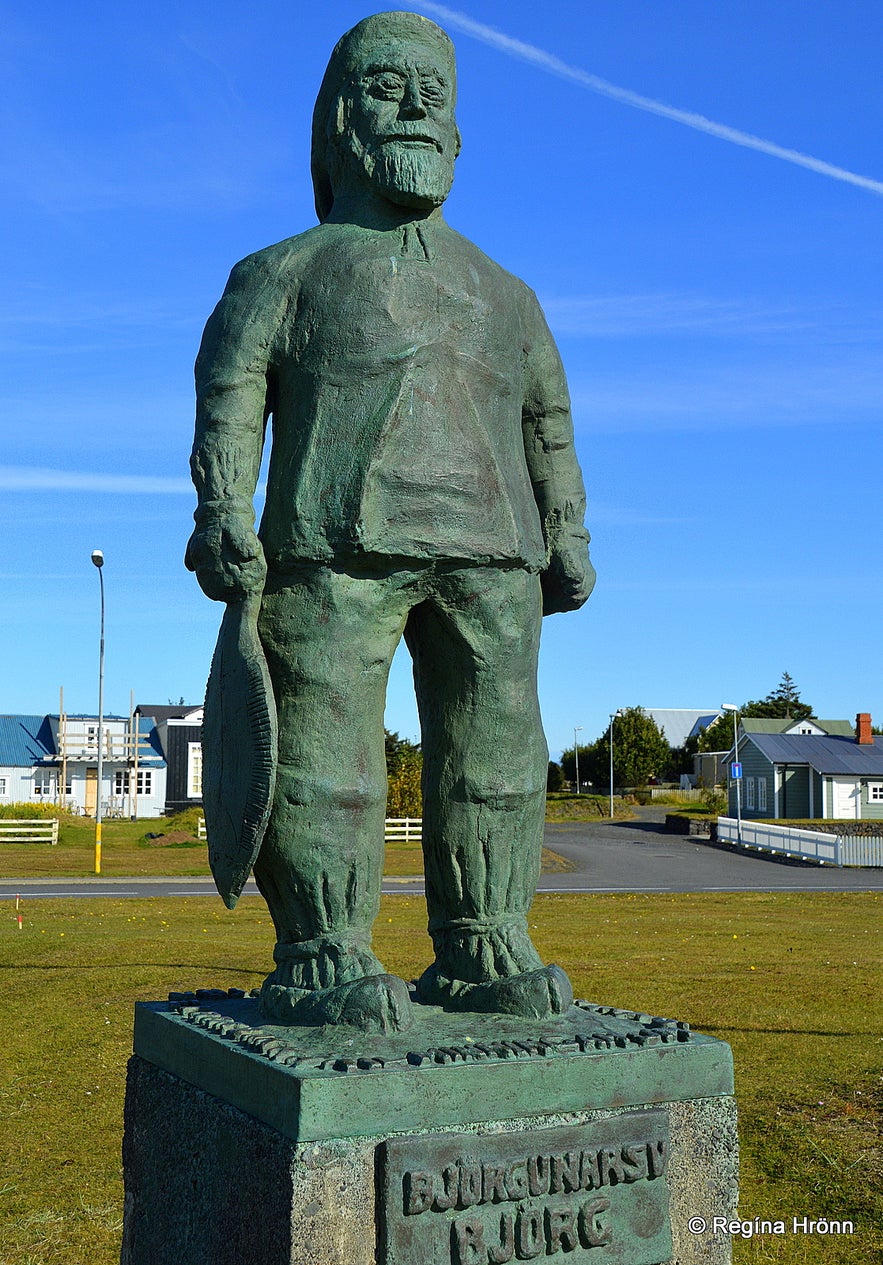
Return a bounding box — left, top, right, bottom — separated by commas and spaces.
94, 820, 102, 874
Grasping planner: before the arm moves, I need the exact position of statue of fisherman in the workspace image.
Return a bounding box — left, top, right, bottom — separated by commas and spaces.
186, 10, 595, 1032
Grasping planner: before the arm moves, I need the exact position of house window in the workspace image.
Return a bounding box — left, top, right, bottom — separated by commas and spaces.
33, 773, 54, 797
868, 783, 883, 803
187, 743, 203, 798
745, 777, 755, 810
114, 770, 153, 796
799, 725, 814, 734
757, 778, 767, 812
0, 776, 7, 796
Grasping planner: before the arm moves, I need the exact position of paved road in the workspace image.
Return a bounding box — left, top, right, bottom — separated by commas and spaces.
2, 808, 880, 901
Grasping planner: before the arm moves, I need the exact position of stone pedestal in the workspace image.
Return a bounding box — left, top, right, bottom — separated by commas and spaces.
120, 990, 737, 1264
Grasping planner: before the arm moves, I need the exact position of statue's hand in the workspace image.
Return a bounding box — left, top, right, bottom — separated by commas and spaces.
541, 545, 596, 615
184, 516, 267, 602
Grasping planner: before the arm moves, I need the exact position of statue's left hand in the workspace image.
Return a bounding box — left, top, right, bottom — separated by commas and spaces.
541, 545, 596, 615
184, 517, 267, 602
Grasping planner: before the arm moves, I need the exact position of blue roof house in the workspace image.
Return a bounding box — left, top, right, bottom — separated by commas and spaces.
0, 712, 166, 818
725, 714, 883, 821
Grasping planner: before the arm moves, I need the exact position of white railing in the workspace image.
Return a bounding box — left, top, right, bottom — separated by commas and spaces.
196, 815, 423, 845
0, 819, 59, 844
716, 817, 883, 867
648, 788, 705, 802
384, 817, 422, 844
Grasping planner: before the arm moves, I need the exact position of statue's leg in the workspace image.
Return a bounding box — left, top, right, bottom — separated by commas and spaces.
408, 565, 572, 1018
254, 564, 412, 1031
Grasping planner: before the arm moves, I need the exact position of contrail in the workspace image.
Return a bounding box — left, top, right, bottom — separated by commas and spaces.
414, 1, 883, 197
0, 465, 193, 494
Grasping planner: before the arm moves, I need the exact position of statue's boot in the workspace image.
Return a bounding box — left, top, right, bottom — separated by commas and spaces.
259, 938, 413, 1033
416, 961, 572, 1019
261, 972, 412, 1033
414, 918, 574, 1019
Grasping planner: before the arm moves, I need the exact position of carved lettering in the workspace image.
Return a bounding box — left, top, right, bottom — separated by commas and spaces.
620, 1144, 649, 1182
453, 1217, 486, 1265
487, 1212, 515, 1264
403, 1170, 433, 1215
505, 1161, 528, 1200
550, 1152, 581, 1194
578, 1197, 612, 1248
647, 1139, 667, 1178
516, 1207, 545, 1260
482, 1163, 509, 1203
546, 1204, 580, 1253
459, 1163, 483, 1208
598, 1147, 625, 1186
433, 1164, 459, 1212
580, 1149, 601, 1191
527, 1155, 550, 1197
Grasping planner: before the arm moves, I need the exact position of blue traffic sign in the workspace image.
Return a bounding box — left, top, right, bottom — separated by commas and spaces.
730, 762, 742, 779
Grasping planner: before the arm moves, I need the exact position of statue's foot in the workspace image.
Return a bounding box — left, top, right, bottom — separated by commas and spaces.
415, 962, 573, 1019
261, 972, 413, 1033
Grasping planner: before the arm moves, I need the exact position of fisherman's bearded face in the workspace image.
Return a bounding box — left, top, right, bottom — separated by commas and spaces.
333, 43, 460, 211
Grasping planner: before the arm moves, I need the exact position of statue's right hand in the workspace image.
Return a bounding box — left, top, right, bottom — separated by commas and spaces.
184, 518, 267, 602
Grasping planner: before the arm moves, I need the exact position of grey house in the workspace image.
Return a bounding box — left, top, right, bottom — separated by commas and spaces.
725, 714, 883, 821
138, 704, 203, 815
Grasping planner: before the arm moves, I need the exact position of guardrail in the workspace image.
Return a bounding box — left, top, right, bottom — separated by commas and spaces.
0, 819, 59, 845
716, 817, 883, 867
196, 816, 423, 845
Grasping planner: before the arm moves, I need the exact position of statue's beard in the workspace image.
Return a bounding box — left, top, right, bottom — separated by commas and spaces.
338, 132, 455, 210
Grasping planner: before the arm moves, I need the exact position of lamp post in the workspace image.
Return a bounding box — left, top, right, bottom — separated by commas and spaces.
91, 550, 105, 875
721, 703, 741, 844
573, 726, 583, 795
609, 710, 623, 818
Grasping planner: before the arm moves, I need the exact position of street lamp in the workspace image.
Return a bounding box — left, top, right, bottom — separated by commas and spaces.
609, 710, 623, 818
91, 550, 105, 874
721, 703, 741, 844
573, 726, 583, 795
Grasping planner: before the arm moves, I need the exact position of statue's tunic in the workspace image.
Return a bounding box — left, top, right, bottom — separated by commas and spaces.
191, 218, 589, 576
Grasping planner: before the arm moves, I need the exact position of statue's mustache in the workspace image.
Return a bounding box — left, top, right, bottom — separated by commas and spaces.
378, 131, 444, 154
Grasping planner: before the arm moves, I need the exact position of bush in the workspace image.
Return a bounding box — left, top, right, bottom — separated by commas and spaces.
0, 801, 71, 820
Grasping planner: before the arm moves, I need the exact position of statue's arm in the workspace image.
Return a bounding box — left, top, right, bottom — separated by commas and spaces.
520, 290, 596, 615
185, 258, 280, 602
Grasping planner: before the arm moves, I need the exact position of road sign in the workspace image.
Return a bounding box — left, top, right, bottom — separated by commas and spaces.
730, 762, 742, 779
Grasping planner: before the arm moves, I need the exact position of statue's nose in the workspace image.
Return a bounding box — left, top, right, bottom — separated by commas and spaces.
400, 74, 427, 119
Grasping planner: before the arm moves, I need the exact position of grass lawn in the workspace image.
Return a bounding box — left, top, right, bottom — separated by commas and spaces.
0, 815, 574, 880
1, 891, 880, 1263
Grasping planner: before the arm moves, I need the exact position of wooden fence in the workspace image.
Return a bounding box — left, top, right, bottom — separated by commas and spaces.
196, 816, 422, 844
0, 819, 59, 844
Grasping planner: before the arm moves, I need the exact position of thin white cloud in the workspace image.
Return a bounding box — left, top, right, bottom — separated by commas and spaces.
539, 293, 821, 338
0, 466, 193, 494
415, 1, 883, 197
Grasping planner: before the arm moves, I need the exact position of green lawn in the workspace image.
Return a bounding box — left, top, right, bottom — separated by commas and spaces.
1, 891, 879, 1263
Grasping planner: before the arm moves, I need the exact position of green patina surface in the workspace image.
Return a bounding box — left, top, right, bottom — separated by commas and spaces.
186, 10, 595, 1032
133, 995, 733, 1143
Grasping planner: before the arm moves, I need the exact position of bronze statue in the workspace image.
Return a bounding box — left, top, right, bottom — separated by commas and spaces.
186, 11, 594, 1033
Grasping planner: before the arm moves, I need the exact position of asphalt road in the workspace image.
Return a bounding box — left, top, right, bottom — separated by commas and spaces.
2, 809, 881, 901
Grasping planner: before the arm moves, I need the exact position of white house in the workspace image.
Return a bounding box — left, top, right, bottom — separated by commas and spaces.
0, 712, 166, 818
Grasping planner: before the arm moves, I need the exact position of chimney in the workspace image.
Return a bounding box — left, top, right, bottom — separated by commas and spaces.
856, 713, 873, 744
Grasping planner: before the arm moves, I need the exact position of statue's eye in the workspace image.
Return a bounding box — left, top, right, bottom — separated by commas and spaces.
368, 71, 406, 100
419, 76, 446, 107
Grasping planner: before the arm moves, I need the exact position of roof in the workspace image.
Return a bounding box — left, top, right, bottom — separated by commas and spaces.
642, 709, 721, 749
743, 733, 883, 777
741, 717, 855, 737
0, 715, 56, 766
137, 704, 203, 725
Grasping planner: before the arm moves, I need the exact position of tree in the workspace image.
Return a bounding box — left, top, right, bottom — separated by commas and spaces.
385, 729, 423, 817
547, 761, 564, 792
586, 707, 670, 790
697, 673, 815, 752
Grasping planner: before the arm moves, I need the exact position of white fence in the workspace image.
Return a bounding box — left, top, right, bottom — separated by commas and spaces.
0, 819, 59, 844
716, 817, 883, 867
196, 816, 423, 845
648, 788, 705, 802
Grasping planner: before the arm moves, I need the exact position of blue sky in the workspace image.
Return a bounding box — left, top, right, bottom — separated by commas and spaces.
2, 1, 881, 757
